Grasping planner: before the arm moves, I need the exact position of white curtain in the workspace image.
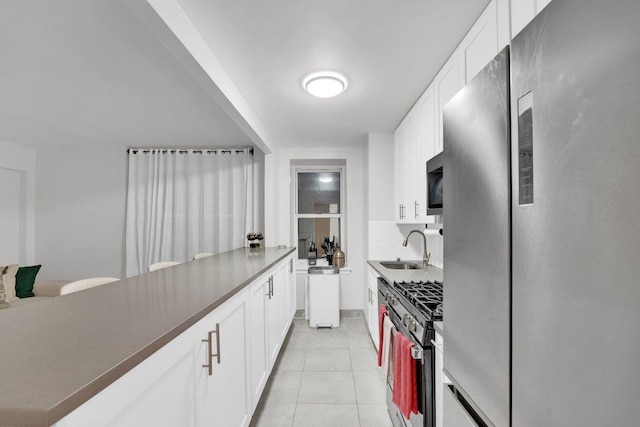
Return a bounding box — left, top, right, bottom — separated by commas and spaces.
125, 148, 253, 277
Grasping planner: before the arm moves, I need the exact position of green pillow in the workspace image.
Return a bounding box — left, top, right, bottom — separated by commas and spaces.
15, 265, 41, 298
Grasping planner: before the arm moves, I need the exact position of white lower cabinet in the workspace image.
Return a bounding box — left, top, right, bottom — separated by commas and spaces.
434, 330, 445, 427
287, 258, 296, 321
365, 266, 380, 349
249, 277, 270, 409
267, 261, 290, 368
196, 288, 252, 427
55, 319, 203, 427
54, 254, 296, 427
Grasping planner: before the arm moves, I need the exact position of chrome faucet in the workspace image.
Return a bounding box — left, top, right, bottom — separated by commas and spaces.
402, 229, 431, 267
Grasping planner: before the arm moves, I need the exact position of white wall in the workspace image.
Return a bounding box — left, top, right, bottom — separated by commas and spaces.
0, 140, 36, 265
274, 146, 365, 310
35, 146, 127, 280
367, 133, 395, 221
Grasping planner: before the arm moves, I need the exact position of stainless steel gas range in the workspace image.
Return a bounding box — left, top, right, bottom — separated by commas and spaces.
378, 277, 443, 427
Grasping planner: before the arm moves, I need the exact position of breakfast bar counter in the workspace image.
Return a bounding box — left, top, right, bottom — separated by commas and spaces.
0, 247, 295, 427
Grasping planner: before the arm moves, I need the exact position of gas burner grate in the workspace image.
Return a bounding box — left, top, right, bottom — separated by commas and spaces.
393, 280, 444, 320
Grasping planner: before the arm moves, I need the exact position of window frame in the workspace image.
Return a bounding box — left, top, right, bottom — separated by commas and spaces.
292, 164, 346, 261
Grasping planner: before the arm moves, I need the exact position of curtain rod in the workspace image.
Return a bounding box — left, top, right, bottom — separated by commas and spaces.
127, 148, 254, 155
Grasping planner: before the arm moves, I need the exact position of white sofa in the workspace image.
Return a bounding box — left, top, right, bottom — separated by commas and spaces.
4, 275, 119, 308
9, 280, 73, 307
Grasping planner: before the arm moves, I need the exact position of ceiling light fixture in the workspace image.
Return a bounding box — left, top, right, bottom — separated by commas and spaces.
303, 71, 348, 98
319, 176, 333, 183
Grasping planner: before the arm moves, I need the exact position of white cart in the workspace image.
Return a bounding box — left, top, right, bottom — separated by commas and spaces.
308, 267, 340, 328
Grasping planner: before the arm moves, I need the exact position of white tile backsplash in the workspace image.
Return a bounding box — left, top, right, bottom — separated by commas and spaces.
368, 221, 443, 269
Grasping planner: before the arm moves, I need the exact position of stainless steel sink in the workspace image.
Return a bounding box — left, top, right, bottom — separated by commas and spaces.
308, 266, 340, 274
380, 261, 421, 270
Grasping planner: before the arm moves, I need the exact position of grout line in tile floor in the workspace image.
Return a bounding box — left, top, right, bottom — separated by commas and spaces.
250, 314, 392, 427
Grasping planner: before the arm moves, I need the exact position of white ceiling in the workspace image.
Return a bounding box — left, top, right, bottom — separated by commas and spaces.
0, 0, 489, 150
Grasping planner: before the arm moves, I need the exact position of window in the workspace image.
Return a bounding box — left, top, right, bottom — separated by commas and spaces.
293, 163, 345, 261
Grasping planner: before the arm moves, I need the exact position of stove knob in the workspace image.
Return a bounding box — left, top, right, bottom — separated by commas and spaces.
408, 320, 417, 332
402, 314, 409, 326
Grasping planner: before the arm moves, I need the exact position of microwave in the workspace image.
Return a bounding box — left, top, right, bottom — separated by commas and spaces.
426, 152, 443, 216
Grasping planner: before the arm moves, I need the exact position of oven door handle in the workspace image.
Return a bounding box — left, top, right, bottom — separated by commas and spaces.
389, 311, 423, 358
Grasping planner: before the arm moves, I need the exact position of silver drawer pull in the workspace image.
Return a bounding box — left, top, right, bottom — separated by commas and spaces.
202, 323, 221, 376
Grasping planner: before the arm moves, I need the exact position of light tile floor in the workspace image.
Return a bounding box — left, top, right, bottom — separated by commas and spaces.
250, 314, 393, 427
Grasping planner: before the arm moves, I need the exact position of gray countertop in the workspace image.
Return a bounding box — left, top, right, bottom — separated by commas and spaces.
367, 260, 443, 284
0, 247, 295, 427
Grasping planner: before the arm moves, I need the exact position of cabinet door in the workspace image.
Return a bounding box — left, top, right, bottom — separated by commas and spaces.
266, 274, 280, 369
510, 0, 535, 38
394, 123, 407, 222
273, 261, 290, 342
458, 0, 499, 84
434, 53, 463, 155
197, 289, 251, 427
434, 331, 444, 427
395, 110, 418, 223
55, 322, 202, 427
366, 267, 380, 349
404, 111, 419, 221
511, 0, 553, 38
416, 85, 436, 222
287, 257, 296, 322
249, 278, 269, 410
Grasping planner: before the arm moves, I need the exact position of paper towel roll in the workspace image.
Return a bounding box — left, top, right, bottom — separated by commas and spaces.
424, 228, 442, 237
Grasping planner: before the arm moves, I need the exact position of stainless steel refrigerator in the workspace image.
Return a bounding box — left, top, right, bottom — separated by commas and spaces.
443, 0, 640, 426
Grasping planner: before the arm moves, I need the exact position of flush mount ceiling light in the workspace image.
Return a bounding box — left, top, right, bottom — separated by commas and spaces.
303, 71, 348, 98
318, 176, 333, 183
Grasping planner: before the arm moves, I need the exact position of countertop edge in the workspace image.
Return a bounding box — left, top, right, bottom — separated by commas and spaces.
367, 260, 443, 284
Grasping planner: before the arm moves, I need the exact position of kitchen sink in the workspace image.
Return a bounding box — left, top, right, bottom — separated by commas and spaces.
308, 266, 340, 274
380, 261, 422, 270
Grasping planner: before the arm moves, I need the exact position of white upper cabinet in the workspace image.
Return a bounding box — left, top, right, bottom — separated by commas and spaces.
433, 52, 463, 156
511, 0, 554, 38
416, 86, 436, 222
395, 111, 416, 222
394, 122, 404, 222
458, 0, 500, 84
392, 0, 536, 221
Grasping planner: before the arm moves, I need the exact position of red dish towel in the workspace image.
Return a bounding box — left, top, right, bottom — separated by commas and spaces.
377, 304, 388, 366
392, 332, 418, 419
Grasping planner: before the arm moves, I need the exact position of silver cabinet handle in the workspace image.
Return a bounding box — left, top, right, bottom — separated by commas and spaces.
415, 201, 419, 219
399, 204, 403, 220
202, 323, 221, 375
289, 258, 293, 273
267, 276, 273, 299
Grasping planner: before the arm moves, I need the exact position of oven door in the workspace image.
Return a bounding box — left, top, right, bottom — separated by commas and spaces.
385, 308, 433, 427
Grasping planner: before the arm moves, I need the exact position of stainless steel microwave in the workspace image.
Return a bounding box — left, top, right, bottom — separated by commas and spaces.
426, 152, 443, 215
